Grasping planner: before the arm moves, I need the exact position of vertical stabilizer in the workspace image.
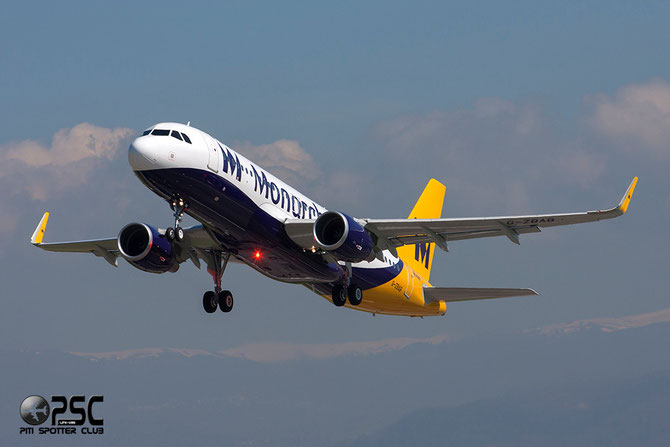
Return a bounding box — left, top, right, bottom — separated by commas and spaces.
396, 179, 446, 282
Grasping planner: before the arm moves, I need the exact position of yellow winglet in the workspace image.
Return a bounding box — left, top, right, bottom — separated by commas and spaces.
618, 177, 638, 214
30, 212, 50, 244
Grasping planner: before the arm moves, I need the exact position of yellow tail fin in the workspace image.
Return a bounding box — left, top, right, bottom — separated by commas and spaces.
396, 179, 446, 282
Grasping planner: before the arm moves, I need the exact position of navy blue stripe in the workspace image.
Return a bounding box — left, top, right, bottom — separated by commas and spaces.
352, 260, 404, 290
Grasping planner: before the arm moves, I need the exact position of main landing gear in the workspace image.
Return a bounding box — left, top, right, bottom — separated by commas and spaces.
331, 262, 363, 307
331, 284, 363, 307
166, 195, 188, 242
202, 251, 235, 314
202, 289, 234, 313
162, 194, 235, 315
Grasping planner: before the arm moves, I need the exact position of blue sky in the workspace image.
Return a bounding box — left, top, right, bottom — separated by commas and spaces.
1, 1, 668, 352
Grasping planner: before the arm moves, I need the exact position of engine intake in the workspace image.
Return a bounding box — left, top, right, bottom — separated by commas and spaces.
313, 211, 373, 263
118, 223, 178, 273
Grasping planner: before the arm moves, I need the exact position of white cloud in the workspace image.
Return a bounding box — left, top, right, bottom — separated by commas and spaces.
234, 139, 368, 210
235, 139, 321, 186
589, 78, 670, 157
0, 123, 134, 200
367, 96, 637, 216
370, 99, 551, 213
2, 123, 133, 168
550, 147, 607, 188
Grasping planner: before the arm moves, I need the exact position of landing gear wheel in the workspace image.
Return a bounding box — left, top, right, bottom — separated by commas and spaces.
332, 285, 347, 307
176, 226, 184, 241
166, 227, 176, 241
202, 291, 218, 313
347, 284, 363, 306
218, 290, 234, 313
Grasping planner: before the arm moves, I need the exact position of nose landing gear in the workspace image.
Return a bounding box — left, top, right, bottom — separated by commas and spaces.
166, 196, 188, 242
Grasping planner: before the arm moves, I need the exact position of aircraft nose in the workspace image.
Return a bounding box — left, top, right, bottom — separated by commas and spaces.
128, 136, 157, 171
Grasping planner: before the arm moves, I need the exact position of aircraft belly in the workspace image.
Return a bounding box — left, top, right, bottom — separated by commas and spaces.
135, 168, 340, 283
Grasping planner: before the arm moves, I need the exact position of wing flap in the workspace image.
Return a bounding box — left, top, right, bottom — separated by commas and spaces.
283, 219, 317, 249
423, 287, 539, 303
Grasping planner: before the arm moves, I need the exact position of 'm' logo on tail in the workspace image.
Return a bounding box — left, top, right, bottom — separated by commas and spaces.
415, 243, 431, 269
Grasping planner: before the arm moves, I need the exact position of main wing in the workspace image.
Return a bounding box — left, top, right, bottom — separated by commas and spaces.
30, 212, 120, 265
30, 212, 241, 269
284, 178, 637, 255
365, 177, 637, 253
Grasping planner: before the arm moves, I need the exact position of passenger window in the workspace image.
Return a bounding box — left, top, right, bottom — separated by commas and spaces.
142, 130, 151, 136
181, 132, 192, 144
171, 130, 183, 141
151, 129, 170, 136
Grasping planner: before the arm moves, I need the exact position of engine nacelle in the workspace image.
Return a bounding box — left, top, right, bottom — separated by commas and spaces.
117, 223, 178, 273
313, 211, 374, 263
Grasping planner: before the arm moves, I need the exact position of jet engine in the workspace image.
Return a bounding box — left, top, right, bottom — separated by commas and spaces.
313, 211, 374, 263
117, 223, 178, 273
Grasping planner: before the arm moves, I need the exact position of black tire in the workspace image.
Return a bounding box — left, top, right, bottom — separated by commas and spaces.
347, 284, 363, 306
176, 226, 184, 241
202, 291, 217, 313
331, 285, 347, 307
166, 227, 176, 241
218, 290, 234, 313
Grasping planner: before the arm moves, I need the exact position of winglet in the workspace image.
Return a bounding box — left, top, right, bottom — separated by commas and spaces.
617, 177, 638, 214
30, 212, 50, 244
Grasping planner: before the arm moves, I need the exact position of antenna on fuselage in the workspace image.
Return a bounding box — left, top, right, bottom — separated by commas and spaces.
186, 121, 191, 126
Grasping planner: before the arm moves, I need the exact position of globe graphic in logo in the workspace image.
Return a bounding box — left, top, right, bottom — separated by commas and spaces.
20, 395, 50, 425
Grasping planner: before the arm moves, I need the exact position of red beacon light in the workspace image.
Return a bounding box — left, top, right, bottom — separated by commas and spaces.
254, 249, 262, 260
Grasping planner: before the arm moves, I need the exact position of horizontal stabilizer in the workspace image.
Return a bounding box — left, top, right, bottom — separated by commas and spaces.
423, 286, 538, 303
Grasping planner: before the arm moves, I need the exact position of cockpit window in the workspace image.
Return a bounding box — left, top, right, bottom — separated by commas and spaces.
142, 129, 151, 136
151, 129, 170, 136
170, 130, 183, 141
181, 132, 192, 144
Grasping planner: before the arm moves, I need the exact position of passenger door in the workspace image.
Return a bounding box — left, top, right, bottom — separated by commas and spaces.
203, 134, 219, 173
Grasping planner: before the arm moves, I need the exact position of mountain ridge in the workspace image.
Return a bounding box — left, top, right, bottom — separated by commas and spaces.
64, 306, 670, 363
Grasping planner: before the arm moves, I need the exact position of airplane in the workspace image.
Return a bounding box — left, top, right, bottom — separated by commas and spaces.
30, 122, 638, 317
23, 400, 48, 422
